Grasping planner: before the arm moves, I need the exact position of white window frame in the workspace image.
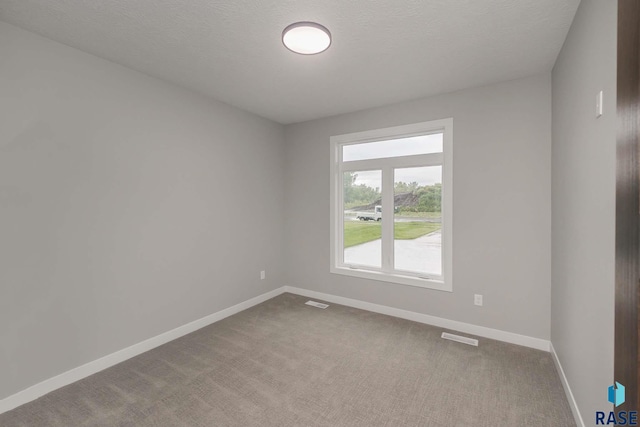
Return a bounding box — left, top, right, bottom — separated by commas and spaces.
330, 118, 453, 292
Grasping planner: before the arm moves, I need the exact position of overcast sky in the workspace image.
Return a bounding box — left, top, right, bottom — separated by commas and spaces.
343, 133, 442, 162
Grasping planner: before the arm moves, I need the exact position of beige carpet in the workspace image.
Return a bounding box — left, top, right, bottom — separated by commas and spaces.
0, 293, 575, 426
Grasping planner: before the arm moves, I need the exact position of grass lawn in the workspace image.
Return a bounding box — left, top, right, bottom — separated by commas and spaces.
343, 221, 441, 248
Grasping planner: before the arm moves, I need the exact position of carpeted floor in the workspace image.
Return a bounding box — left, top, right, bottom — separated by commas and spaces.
0, 293, 576, 426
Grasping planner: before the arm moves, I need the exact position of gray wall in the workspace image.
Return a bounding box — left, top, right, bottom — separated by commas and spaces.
0, 22, 285, 400
284, 74, 552, 340
551, 0, 617, 422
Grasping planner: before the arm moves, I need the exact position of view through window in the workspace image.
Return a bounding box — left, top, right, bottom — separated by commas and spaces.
393, 165, 442, 276
331, 119, 452, 291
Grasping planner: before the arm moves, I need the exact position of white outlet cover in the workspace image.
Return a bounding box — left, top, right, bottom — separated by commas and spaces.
474, 294, 483, 306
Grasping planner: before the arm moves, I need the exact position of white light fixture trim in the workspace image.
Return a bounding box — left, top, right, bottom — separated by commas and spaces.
282, 22, 331, 55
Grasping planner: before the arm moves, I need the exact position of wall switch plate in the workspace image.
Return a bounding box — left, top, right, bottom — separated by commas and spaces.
596, 90, 603, 118
260, 270, 265, 280
474, 294, 483, 306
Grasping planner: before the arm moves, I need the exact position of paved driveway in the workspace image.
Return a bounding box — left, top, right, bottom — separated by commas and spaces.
343, 231, 441, 275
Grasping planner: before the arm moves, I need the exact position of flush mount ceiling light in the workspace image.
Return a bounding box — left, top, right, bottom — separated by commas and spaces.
282, 22, 331, 55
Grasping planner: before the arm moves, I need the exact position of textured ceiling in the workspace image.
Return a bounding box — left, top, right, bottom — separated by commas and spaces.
0, 0, 580, 124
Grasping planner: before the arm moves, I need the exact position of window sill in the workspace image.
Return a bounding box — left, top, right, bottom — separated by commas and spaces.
330, 266, 452, 292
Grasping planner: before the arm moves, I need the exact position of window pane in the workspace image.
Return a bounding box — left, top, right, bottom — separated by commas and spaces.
342, 133, 442, 162
394, 166, 442, 276
343, 170, 382, 268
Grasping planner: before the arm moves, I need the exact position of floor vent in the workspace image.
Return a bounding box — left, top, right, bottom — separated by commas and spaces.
441, 332, 479, 346
305, 300, 329, 309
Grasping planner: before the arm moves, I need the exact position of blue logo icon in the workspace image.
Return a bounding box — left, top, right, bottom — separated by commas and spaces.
597, 382, 636, 425
608, 382, 626, 407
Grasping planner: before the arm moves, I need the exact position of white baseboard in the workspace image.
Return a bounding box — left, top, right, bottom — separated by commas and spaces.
284, 286, 551, 352
550, 343, 585, 427
0, 287, 286, 415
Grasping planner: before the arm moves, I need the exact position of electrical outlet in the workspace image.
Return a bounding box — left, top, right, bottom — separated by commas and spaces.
260, 270, 265, 280
474, 294, 483, 306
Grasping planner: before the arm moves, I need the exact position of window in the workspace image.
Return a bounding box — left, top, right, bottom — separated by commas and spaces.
330, 119, 453, 291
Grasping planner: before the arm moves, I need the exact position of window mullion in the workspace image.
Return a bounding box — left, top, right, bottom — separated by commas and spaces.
381, 166, 394, 273
337, 167, 344, 266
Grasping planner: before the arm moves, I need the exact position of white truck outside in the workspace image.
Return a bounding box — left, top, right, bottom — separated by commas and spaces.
355, 205, 382, 221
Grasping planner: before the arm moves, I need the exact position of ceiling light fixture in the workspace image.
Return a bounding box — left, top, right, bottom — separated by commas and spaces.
282, 22, 331, 55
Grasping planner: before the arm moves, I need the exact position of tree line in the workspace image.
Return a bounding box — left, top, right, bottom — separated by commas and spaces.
344, 172, 441, 212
